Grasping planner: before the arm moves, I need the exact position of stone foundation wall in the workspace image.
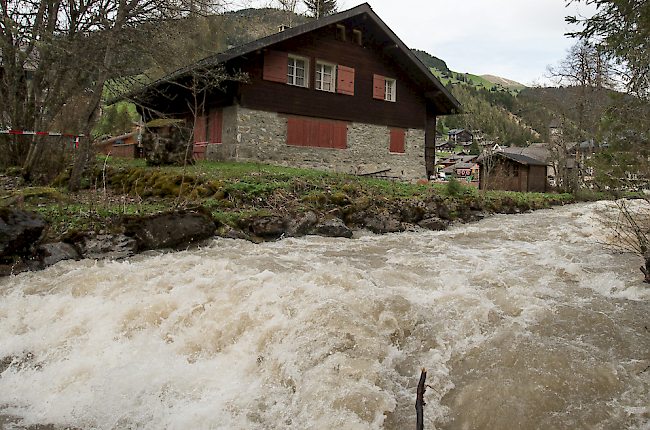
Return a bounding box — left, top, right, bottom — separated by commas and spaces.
205, 106, 427, 181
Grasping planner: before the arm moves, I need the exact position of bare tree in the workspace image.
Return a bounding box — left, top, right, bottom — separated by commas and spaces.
276, 0, 300, 27
303, 0, 336, 19
479, 145, 499, 192
547, 40, 615, 142
597, 199, 650, 283
0, 0, 227, 189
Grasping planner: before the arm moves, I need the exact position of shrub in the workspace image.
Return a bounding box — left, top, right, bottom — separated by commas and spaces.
445, 178, 463, 197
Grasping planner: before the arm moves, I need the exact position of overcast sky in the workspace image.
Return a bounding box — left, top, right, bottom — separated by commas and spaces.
239, 0, 598, 86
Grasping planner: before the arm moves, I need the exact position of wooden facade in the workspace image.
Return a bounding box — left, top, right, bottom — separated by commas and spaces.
234, 26, 429, 130
125, 3, 460, 179
479, 152, 547, 193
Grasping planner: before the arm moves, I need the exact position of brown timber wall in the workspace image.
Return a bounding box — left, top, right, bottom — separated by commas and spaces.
236, 26, 427, 131
528, 165, 547, 192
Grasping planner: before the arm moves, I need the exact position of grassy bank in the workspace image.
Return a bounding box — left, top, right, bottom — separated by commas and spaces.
1, 157, 608, 241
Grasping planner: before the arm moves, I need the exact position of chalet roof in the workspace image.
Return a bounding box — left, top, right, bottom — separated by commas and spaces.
447, 129, 470, 135
119, 3, 460, 114
441, 162, 477, 173
95, 131, 137, 146
502, 146, 551, 163
476, 151, 547, 166
500, 152, 547, 166
440, 155, 476, 163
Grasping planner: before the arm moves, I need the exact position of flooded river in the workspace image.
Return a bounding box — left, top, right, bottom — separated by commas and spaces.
1, 201, 650, 429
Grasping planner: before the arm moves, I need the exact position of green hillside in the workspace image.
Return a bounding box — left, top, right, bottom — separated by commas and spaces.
107, 7, 582, 148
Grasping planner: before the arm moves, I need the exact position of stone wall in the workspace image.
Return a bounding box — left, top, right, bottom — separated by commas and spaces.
205, 106, 428, 181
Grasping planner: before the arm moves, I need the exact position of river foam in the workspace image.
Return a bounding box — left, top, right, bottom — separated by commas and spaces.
1, 202, 650, 429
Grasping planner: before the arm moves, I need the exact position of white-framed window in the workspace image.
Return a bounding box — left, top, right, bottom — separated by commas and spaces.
287, 55, 309, 88
316, 61, 336, 92
385, 78, 396, 102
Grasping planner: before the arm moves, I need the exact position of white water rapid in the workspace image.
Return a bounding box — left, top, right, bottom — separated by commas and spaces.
2, 201, 650, 429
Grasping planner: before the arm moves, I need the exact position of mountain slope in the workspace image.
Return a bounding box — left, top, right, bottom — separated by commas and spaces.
480, 75, 526, 90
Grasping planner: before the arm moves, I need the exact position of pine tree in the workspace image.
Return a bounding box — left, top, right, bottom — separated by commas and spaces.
303, 0, 337, 19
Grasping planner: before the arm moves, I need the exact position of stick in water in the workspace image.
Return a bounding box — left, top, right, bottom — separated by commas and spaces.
416, 368, 427, 430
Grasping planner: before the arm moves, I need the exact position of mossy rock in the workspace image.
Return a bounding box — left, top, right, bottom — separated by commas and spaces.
5, 166, 22, 177
303, 192, 327, 205
341, 184, 356, 194
144, 172, 158, 187
172, 174, 196, 185
328, 192, 351, 206
52, 171, 71, 187
12, 187, 65, 202
207, 180, 226, 192
195, 185, 213, 197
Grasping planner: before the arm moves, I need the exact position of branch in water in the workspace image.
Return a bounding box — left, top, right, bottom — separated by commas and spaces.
416, 368, 427, 430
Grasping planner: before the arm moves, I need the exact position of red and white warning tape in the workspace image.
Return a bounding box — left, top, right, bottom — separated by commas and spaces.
1, 130, 87, 147
0, 130, 87, 137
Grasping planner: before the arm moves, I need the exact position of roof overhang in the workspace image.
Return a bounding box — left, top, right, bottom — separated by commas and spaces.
116, 3, 461, 115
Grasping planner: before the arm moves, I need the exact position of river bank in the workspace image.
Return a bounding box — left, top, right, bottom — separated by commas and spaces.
0, 159, 607, 275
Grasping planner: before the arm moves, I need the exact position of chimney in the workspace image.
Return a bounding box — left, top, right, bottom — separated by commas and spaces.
278, 24, 290, 32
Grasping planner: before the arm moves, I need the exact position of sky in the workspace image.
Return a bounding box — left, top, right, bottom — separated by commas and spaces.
238, 0, 598, 86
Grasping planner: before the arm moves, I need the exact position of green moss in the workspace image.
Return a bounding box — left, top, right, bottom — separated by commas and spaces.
207, 180, 225, 192
5, 166, 22, 177
303, 192, 327, 206
329, 192, 351, 206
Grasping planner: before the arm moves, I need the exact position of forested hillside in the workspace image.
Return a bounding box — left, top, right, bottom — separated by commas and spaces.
441, 84, 544, 146
113, 6, 591, 148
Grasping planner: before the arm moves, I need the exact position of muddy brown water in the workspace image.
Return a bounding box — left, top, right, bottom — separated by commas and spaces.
1, 201, 649, 429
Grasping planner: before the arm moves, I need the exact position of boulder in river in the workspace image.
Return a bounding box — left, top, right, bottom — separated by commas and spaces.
364, 212, 405, 234
119, 210, 217, 250
314, 217, 353, 238
0, 208, 45, 258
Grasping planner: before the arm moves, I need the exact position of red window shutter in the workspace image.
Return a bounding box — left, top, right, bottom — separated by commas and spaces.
210, 109, 223, 143
287, 118, 347, 149
287, 117, 305, 146
320, 121, 332, 148
263, 50, 288, 83
307, 120, 319, 147
390, 129, 405, 153
336, 65, 355, 96
332, 123, 347, 149
193, 115, 206, 143
373, 74, 386, 99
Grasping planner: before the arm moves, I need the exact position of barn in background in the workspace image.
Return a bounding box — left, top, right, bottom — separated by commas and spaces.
478, 152, 547, 193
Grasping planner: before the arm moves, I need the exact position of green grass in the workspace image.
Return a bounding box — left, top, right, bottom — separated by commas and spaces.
1, 157, 607, 240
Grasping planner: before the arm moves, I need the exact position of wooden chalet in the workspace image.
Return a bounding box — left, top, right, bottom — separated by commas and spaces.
447, 129, 473, 143
97, 130, 141, 158
441, 161, 479, 179
124, 3, 461, 181
478, 152, 547, 193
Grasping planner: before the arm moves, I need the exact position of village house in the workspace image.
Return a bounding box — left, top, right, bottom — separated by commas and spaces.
478, 151, 547, 192
436, 141, 456, 152
97, 130, 142, 158
447, 129, 473, 143
441, 161, 479, 180
125, 3, 461, 181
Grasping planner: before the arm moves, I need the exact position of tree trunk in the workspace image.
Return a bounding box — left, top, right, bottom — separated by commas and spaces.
641, 256, 650, 284
69, 136, 90, 192
22, 134, 44, 181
